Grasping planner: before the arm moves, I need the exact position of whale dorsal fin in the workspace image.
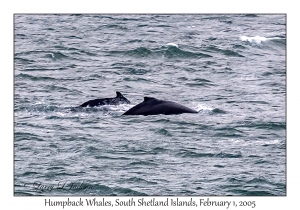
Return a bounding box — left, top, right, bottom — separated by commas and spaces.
144, 97, 156, 102
116, 91, 122, 97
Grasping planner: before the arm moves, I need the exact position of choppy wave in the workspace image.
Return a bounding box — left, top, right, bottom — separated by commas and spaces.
15, 73, 57, 81
107, 45, 212, 59
240, 35, 286, 45
205, 45, 244, 57
178, 149, 242, 158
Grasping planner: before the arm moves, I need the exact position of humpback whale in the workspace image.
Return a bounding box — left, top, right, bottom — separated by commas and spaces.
80, 92, 130, 107
122, 97, 198, 115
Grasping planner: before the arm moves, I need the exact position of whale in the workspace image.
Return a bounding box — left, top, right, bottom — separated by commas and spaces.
122, 97, 198, 115
80, 92, 130, 107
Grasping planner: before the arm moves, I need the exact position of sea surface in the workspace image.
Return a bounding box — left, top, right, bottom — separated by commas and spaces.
14, 14, 286, 196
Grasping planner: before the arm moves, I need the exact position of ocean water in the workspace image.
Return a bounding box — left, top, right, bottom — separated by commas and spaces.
14, 14, 286, 196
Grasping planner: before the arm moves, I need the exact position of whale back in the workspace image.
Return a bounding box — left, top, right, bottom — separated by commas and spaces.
80, 92, 130, 107
123, 97, 198, 115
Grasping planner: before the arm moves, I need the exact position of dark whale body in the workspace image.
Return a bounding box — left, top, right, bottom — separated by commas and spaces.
80, 92, 130, 107
122, 97, 198, 116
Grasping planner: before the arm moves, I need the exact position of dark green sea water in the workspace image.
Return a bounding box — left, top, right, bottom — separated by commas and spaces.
14, 14, 286, 196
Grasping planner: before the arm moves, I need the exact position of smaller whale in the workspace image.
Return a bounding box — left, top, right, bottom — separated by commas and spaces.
122, 97, 198, 116
80, 92, 130, 107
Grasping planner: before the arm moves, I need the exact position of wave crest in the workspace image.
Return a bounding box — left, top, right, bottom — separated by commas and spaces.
241, 35, 267, 44
108, 45, 212, 59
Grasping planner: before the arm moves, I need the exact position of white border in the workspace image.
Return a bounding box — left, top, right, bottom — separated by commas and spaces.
2, 0, 298, 209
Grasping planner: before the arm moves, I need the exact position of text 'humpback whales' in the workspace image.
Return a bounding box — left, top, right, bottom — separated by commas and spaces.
80, 92, 131, 107
122, 97, 198, 115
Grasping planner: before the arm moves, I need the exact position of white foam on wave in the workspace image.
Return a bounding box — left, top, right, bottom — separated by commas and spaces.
96, 104, 133, 112
166, 43, 179, 48
240, 35, 267, 44
77, 104, 133, 117
192, 102, 213, 113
